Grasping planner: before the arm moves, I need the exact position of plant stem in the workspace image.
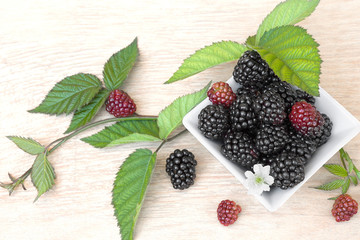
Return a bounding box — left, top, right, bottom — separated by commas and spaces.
154, 129, 188, 153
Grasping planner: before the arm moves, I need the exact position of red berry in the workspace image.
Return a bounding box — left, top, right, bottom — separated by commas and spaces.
217, 199, 242, 226
207, 82, 236, 108
106, 89, 136, 118
289, 101, 324, 137
332, 194, 358, 222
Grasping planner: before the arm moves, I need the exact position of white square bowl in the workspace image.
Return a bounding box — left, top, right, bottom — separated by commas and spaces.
183, 77, 360, 212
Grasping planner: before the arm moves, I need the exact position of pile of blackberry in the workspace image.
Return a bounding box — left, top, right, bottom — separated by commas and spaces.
198, 50, 333, 190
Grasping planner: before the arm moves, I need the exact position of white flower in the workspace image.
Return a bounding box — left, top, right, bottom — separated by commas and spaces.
244, 164, 274, 196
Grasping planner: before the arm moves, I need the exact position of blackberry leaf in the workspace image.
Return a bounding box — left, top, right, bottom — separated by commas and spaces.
65, 89, 110, 133
314, 179, 345, 191
323, 164, 348, 178
166, 41, 248, 84
7, 136, 44, 155
256, 0, 320, 44
81, 117, 160, 148
342, 178, 351, 194
103, 37, 138, 91
29, 73, 102, 115
157, 82, 210, 139
350, 176, 358, 186
31, 153, 55, 201
247, 26, 321, 96
112, 149, 156, 240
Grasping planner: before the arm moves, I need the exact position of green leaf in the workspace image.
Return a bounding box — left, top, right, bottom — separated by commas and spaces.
7, 136, 44, 155
247, 25, 321, 96
31, 153, 56, 201
354, 167, 360, 181
165, 41, 248, 84
256, 0, 320, 44
348, 160, 354, 174
103, 38, 138, 90
342, 178, 351, 194
81, 117, 160, 148
112, 149, 156, 240
350, 175, 358, 186
157, 82, 210, 139
65, 89, 110, 133
314, 179, 345, 191
327, 197, 338, 200
323, 164, 348, 178
29, 73, 102, 115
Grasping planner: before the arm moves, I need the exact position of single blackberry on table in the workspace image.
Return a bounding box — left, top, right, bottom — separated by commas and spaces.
284, 130, 317, 164
165, 149, 197, 190
105, 89, 136, 117
289, 101, 324, 138
332, 194, 358, 222
207, 81, 236, 108
255, 124, 289, 155
253, 89, 287, 125
269, 152, 305, 189
295, 89, 316, 105
198, 105, 230, 140
217, 199, 242, 226
313, 113, 333, 147
221, 131, 260, 169
233, 50, 271, 91
263, 81, 297, 113
229, 93, 257, 131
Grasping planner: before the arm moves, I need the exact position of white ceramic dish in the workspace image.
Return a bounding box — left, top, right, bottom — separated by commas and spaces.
183, 77, 360, 212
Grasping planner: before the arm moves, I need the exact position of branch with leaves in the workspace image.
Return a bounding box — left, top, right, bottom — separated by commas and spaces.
1, 0, 329, 239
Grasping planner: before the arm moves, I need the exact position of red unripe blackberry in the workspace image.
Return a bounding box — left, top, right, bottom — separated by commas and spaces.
106, 89, 136, 118
217, 200, 242, 226
207, 81, 236, 108
289, 101, 324, 137
332, 194, 358, 222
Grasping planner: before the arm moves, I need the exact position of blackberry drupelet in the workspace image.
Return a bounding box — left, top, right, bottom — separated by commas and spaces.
284, 130, 317, 164
264, 81, 297, 113
229, 93, 257, 131
165, 149, 197, 190
233, 50, 271, 91
289, 101, 324, 138
269, 152, 305, 189
313, 113, 333, 147
255, 124, 289, 155
221, 131, 259, 168
253, 89, 286, 125
295, 89, 316, 105
198, 105, 230, 140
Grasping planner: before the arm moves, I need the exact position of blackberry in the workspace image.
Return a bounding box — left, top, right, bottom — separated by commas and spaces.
198, 105, 230, 140
269, 152, 305, 189
217, 200, 242, 226
221, 131, 259, 169
233, 50, 271, 91
295, 89, 316, 105
165, 149, 197, 190
289, 101, 324, 138
332, 194, 358, 222
255, 124, 289, 155
207, 81, 236, 108
313, 113, 333, 147
106, 89, 136, 117
284, 130, 317, 164
253, 89, 286, 125
229, 93, 257, 131
263, 81, 297, 113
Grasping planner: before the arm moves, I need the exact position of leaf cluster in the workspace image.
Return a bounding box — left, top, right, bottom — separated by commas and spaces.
314, 148, 360, 198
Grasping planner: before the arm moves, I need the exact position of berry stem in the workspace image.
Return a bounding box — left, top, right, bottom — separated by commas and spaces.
154, 129, 188, 153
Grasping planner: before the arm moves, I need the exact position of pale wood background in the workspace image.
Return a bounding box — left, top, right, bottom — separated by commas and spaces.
0, 0, 359, 239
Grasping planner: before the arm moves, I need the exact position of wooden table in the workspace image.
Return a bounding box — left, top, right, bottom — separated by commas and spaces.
1, 0, 359, 239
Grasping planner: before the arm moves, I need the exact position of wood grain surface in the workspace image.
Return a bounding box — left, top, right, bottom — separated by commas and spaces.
0, 0, 359, 239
